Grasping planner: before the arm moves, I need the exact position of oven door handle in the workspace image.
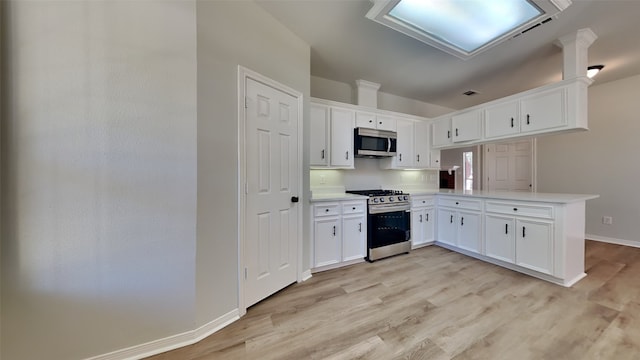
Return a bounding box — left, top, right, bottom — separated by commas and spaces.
368, 204, 411, 214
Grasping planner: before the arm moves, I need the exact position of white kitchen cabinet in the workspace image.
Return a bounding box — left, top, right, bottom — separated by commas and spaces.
515, 218, 554, 275
436, 197, 482, 254
312, 199, 366, 272
382, 119, 439, 169
394, 118, 415, 168
437, 208, 457, 247
431, 78, 589, 148
313, 216, 341, 268
484, 214, 516, 263
484, 101, 519, 139
310, 103, 329, 166
520, 87, 566, 134
432, 117, 452, 147
330, 107, 355, 168
411, 195, 435, 248
456, 210, 481, 253
342, 213, 366, 262
355, 111, 396, 131
414, 121, 431, 168
484, 200, 554, 275
452, 109, 482, 143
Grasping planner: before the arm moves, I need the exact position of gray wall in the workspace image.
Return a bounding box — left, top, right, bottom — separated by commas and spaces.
311, 75, 455, 118
195, 1, 310, 327
1, 1, 198, 359
537, 74, 640, 246
0, 1, 310, 359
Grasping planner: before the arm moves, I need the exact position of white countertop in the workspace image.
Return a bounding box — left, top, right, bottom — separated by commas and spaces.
309, 193, 369, 202
435, 189, 599, 203
310, 189, 598, 204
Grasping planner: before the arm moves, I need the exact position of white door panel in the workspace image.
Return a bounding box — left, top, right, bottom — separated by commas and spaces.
245, 78, 298, 307
485, 140, 533, 192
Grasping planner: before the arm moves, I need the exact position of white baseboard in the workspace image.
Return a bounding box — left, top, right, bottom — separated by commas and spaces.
300, 269, 312, 282
85, 309, 239, 360
586, 234, 640, 248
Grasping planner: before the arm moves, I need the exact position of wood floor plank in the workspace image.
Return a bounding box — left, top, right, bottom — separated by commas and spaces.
147, 242, 639, 360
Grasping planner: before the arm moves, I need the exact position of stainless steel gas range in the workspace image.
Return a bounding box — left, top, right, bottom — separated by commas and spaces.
346, 189, 411, 261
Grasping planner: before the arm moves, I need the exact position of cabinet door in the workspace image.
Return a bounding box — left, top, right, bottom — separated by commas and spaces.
432, 117, 452, 147
437, 208, 457, 246
342, 214, 366, 262
376, 114, 397, 131
314, 217, 341, 268
414, 121, 431, 168
310, 104, 329, 166
395, 119, 415, 168
411, 209, 424, 248
452, 110, 482, 143
515, 219, 553, 275
457, 211, 481, 253
430, 148, 441, 168
485, 214, 516, 263
330, 107, 355, 168
423, 208, 435, 244
485, 101, 519, 139
520, 88, 566, 133
355, 111, 377, 129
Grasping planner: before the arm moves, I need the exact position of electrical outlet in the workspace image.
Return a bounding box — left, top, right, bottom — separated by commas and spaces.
602, 216, 613, 225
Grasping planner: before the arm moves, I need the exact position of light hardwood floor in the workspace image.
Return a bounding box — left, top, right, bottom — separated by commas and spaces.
148, 241, 640, 359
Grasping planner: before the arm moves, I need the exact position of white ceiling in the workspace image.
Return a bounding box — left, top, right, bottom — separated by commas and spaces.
258, 0, 640, 110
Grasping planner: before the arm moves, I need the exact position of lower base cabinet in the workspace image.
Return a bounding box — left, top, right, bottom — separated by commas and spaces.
312, 200, 366, 271
411, 195, 435, 248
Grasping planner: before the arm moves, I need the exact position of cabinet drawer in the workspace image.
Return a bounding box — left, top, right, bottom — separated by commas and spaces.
342, 202, 366, 215
412, 195, 434, 208
438, 197, 482, 211
485, 201, 554, 219
314, 203, 341, 217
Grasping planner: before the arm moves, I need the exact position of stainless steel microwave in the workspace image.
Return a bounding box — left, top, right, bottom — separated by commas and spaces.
354, 127, 397, 158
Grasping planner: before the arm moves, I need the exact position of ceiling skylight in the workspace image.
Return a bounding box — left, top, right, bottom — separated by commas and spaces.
366, 0, 572, 60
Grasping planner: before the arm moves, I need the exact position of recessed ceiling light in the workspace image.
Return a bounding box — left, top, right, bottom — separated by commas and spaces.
587, 65, 604, 78
366, 0, 572, 60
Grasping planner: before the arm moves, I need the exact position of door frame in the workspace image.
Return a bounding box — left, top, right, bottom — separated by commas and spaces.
237, 66, 304, 316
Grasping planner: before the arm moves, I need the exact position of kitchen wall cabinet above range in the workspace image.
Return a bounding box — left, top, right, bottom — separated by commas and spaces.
310, 103, 354, 169
310, 97, 440, 170
355, 111, 396, 131
432, 77, 591, 149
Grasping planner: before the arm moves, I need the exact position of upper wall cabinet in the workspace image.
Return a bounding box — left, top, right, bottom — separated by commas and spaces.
310, 103, 329, 166
432, 109, 482, 147
310, 102, 354, 169
434, 77, 591, 149
381, 118, 439, 170
355, 111, 396, 132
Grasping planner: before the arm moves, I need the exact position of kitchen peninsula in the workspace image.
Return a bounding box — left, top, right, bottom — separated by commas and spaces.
311, 188, 598, 287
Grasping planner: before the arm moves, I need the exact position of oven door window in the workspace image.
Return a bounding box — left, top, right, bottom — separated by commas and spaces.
368, 210, 410, 248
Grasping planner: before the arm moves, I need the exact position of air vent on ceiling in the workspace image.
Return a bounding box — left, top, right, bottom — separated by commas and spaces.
511, 17, 554, 39
463, 90, 479, 96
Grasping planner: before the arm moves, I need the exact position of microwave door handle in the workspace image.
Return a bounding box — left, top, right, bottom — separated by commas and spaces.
387, 138, 391, 153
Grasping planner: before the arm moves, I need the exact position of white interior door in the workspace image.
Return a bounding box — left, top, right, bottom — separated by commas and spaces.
485, 140, 534, 192
244, 76, 299, 307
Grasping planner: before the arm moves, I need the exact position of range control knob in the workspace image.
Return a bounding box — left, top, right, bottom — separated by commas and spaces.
379, 197, 384, 203
372, 198, 379, 204
403, 195, 409, 200
398, 196, 403, 201
388, 196, 394, 202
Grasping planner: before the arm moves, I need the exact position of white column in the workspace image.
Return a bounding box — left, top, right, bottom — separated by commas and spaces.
555, 28, 598, 79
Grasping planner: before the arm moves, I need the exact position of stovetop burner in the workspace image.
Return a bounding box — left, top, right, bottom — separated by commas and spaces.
346, 189, 406, 197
